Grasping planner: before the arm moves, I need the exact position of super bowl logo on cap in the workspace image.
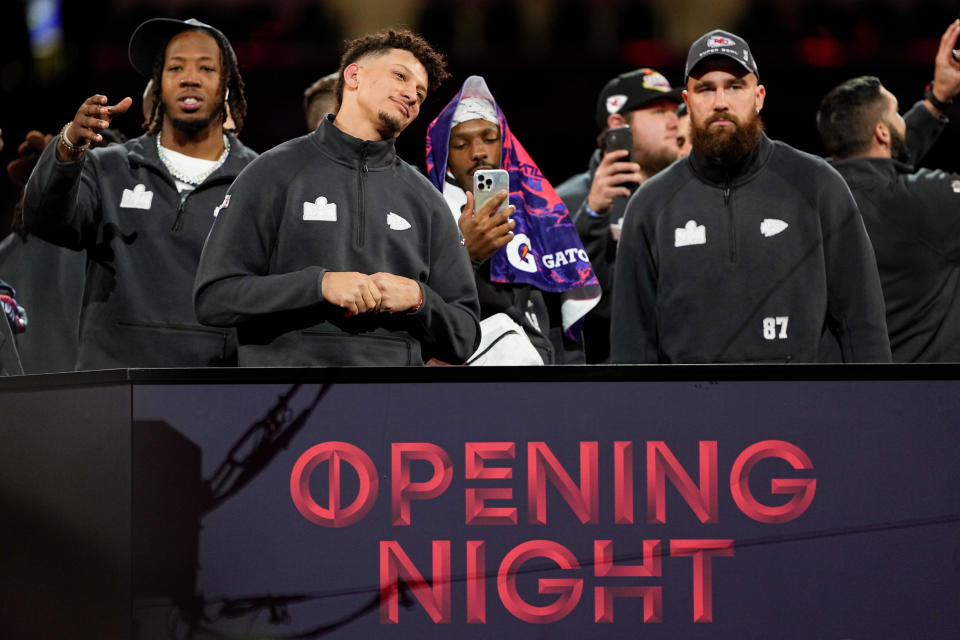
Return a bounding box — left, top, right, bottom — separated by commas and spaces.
606, 94, 628, 115
641, 71, 671, 92
708, 36, 735, 48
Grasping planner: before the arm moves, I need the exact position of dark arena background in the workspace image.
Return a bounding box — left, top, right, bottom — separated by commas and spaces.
0, 0, 958, 231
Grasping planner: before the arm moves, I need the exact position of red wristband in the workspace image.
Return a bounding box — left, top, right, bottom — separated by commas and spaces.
413, 288, 424, 312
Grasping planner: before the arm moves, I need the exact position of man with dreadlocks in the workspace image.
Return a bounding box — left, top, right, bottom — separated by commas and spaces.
194, 29, 479, 366
23, 18, 257, 370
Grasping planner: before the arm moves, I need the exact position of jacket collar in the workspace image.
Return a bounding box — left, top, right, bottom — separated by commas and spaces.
688, 133, 774, 187
310, 114, 397, 169
830, 156, 913, 185
127, 132, 253, 183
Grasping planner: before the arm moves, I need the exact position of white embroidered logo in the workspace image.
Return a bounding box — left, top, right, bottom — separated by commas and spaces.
303, 196, 337, 221
760, 218, 789, 237
606, 94, 628, 115
952, 180, 960, 194
119, 184, 153, 210
708, 36, 735, 48
387, 212, 411, 230
213, 194, 230, 218
674, 220, 706, 247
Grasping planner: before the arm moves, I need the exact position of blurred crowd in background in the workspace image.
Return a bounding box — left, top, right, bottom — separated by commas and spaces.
1, 0, 958, 234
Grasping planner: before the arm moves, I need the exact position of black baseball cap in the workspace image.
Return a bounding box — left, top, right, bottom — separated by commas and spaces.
684, 29, 759, 84
595, 68, 683, 129
128, 18, 236, 78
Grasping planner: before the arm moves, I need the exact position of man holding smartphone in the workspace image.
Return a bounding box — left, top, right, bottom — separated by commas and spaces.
425, 75, 599, 364
555, 68, 682, 363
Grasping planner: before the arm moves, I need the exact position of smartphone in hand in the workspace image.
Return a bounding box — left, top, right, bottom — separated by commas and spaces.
603, 125, 633, 163
473, 169, 510, 214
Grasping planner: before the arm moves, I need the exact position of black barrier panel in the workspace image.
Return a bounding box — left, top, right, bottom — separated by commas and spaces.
0, 384, 133, 640
122, 378, 959, 639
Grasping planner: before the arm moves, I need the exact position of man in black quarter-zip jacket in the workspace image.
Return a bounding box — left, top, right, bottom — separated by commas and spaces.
23, 18, 257, 370
817, 20, 960, 362
193, 30, 480, 366
611, 29, 891, 364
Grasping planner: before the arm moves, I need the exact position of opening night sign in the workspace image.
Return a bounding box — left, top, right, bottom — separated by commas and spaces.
288, 439, 816, 626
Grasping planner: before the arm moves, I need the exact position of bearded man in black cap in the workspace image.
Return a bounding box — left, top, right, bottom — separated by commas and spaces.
23, 18, 257, 370
611, 29, 891, 364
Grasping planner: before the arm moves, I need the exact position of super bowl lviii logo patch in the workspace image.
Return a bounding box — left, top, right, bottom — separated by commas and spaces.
675, 220, 706, 247
303, 196, 338, 222
119, 184, 153, 210
641, 70, 672, 92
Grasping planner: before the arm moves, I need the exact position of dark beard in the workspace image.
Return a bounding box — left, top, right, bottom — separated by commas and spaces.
377, 110, 403, 137
162, 98, 226, 138
887, 120, 911, 164
635, 146, 678, 178
690, 110, 764, 166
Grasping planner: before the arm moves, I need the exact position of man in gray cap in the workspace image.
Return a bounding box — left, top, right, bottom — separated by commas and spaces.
23, 18, 257, 369
611, 29, 891, 364
555, 67, 682, 362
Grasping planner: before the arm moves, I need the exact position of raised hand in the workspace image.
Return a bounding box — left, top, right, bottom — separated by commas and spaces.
930, 20, 960, 110
57, 94, 133, 161
586, 148, 643, 216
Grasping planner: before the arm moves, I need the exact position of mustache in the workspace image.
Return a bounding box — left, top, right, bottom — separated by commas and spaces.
467, 160, 497, 173
705, 112, 742, 126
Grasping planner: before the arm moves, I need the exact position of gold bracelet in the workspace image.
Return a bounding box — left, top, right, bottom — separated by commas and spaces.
59, 122, 91, 154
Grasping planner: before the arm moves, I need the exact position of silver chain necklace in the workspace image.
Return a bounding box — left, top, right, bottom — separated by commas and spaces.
156, 132, 231, 186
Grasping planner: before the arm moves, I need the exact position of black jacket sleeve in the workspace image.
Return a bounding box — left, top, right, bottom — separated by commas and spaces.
399, 187, 480, 364
573, 203, 616, 289
22, 138, 103, 251
904, 100, 946, 167
193, 160, 328, 326
610, 190, 660, 363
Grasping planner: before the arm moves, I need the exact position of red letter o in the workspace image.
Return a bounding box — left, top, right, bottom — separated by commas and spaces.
290, 441, 379, 528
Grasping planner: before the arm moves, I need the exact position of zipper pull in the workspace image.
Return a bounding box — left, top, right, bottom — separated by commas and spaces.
723, 185, 731, 205
171, 200, 185, 232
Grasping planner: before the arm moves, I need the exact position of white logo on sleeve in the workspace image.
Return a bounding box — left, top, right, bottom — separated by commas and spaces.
303, 196, 337, 221
674, 220, 706, 247
952, 180, 960, 194
387, 212, 411, 230
119, 184, 153, 210
760, 218, 789, 237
